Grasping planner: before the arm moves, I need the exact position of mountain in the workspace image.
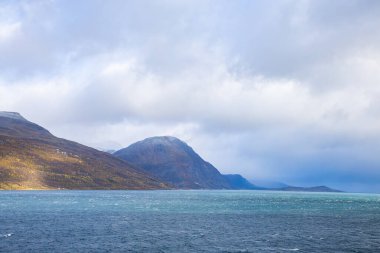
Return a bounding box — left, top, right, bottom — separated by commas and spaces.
277, 185, 342, 192
0, 112, 52, 139
248, 178, 342, 192
223, 174, 264, 190
114, 136, 232, 189
0, 112, 168, 190
248, 179, 288, 189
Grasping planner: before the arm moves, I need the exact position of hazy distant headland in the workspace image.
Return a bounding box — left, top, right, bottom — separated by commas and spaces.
0, 112, 339, 192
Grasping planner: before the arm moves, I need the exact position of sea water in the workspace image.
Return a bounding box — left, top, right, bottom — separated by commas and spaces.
0, 190, 379, 252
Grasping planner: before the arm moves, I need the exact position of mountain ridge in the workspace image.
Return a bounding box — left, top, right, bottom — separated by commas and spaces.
0, 112, 341, 192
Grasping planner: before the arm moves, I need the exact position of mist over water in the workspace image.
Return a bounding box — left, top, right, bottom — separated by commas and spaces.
1, 190, 379, 252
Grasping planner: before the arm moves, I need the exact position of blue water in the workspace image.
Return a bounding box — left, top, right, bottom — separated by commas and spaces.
0, 190, 379, 252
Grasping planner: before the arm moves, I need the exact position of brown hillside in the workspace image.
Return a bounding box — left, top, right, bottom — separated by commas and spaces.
0, 112, 169, 190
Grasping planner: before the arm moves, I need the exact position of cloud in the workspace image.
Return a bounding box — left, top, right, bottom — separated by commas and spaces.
0, 21, 20, 42
1, 0, 380, 192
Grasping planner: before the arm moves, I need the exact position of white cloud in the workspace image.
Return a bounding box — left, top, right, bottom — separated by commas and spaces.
0, 22, 20, 42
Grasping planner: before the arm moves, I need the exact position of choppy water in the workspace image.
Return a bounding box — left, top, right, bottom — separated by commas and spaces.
0, 190, 379, 252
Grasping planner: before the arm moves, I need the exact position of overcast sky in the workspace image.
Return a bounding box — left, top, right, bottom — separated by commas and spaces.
1, 0, 380, 192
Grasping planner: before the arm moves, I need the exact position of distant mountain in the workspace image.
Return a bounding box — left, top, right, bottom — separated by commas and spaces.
277, 185, 342, 192
223, 174, 264, 190
0, 112, 168, 190
114, 136, 232, 189
249, 179, 288, 189
248, 178, 341, 193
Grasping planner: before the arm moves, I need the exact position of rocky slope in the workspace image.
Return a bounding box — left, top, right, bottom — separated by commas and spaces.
0, 112, 168, 190
114, 136, 232, 189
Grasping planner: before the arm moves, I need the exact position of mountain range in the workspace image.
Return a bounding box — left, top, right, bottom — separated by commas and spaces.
0, 112, 340, 192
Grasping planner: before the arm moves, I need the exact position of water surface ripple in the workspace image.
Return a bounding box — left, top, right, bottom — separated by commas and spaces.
0, 190, 379, 252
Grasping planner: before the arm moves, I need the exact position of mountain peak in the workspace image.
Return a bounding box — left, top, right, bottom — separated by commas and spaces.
114, 136, 231, 189
0, 114, 168, 190
139, 136, 185, 145
0, 111, 52, 139
0, 111, 27, 121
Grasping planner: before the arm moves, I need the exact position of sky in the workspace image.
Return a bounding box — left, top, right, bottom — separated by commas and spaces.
1, 0, 380, 192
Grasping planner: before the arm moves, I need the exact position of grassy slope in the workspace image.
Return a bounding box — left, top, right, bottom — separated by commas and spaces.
0, 117, 169, 190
